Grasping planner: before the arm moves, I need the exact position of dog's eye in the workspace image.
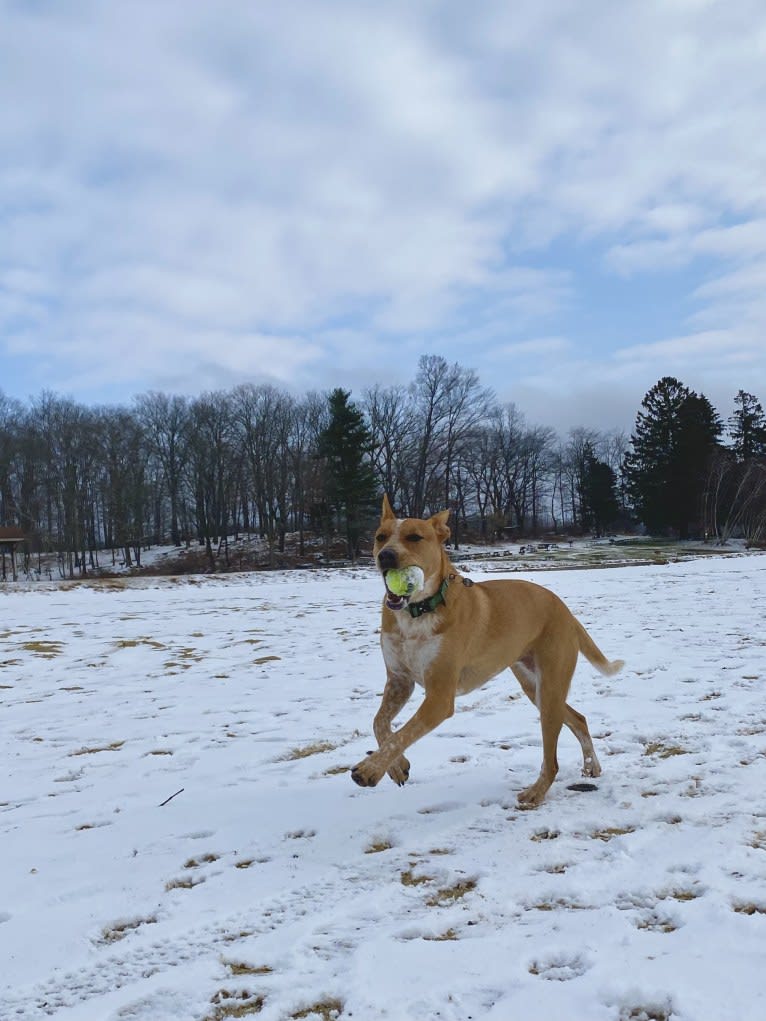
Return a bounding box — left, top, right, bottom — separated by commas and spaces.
375, 533, 388, 543
406, 533, 423, 543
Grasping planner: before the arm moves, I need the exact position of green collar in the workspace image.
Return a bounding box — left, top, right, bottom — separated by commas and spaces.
406, 576, 450, 619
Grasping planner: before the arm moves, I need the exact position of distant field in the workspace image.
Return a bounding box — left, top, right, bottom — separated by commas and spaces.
3, 532, 753, 587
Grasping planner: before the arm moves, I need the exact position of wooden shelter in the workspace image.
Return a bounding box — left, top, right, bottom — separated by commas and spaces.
0, 527, 27, 581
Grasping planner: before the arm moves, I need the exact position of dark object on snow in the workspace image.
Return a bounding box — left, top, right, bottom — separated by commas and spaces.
567, 782, 598, 792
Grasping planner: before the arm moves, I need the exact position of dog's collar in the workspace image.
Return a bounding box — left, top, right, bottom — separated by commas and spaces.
406, 576, 450, 619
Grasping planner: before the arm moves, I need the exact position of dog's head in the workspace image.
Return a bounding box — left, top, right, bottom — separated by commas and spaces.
373, 494, 451, 611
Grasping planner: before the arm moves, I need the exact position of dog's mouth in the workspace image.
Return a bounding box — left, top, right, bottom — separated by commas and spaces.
382, 566, 425, 612
383, 573, 406, 611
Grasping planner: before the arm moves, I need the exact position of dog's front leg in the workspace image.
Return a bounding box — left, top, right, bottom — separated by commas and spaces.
352, 684, 455, 788
372, 672, 415, 786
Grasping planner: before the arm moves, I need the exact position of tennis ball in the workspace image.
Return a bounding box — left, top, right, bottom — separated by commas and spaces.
385, 566, 424, 597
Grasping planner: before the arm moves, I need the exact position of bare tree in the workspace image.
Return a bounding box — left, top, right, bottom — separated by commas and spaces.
185, 392, 239, 570
363, 383, 416, 510
135, 392, 189, 546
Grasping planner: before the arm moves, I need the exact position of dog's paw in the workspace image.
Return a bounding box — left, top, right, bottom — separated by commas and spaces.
351, 757, 384, 788
387, 756, 410, 787
581, 755, 602, 778
517, 779, 549, 809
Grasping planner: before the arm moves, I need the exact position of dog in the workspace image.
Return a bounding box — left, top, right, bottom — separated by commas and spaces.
351, 495, 624, 807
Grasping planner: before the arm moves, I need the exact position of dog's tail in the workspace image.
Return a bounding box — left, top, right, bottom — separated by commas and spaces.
576, 620, 625, 676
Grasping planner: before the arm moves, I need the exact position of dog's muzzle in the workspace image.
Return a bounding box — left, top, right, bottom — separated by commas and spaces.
377, 548, 398, 571
377, 548, 408, 610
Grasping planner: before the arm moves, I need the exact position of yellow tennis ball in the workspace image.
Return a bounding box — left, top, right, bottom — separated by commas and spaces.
386, 566, 424, 596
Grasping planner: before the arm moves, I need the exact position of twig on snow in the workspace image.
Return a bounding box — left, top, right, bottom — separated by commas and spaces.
158, 788, 184, 807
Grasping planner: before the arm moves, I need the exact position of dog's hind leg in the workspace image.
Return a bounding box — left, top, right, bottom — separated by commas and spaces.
513, 643, 577, 807
511, 656, 601, 780
563, 702, 601, 778
373, 672, 415, 786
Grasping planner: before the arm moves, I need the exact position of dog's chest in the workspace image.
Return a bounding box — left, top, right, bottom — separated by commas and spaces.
381, 618, 441, 687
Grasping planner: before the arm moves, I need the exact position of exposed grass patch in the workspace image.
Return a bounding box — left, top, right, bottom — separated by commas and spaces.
114, 638, 166, 650
184, 853, 219, 869
291, 999, 343, 1020
733, 901, 766, 915
400, 868, 433, 888
221, 930, 255, 943
666, 888, 701, 902
224, 962, 274, 977
205, 989, 265, 1019
531, 897, 587, 911
323, 764, 350, 775
99, 916, 157, 944
364, 839, 394, 854
635, 912, 678, 933
284, 741, 338, 760
644, 741, 687, 758
531, 829, 560, 842
20, 641, 64, 658
749, 830, 766, 850
254, 655, 281, 665
620, 1007, 672, 1021
70, 740, 125, 756
165, 875, 205, 892
425, 878, 477, 906
90, 579, 129, 591
164, 646, 202, 672
591, 826, 636, 842
423, 929, 458, 941
234, 859, 255, 870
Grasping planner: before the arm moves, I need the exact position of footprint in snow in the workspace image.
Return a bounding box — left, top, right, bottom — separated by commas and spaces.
529, 951, 592, 981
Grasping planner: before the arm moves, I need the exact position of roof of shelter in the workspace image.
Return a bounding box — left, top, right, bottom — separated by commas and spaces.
0, 527, 26, 542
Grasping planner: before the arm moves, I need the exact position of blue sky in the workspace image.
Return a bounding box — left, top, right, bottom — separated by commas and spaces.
2, 0, 765, 433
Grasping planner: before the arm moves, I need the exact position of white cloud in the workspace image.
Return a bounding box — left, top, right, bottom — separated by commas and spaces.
493, 337, 573, 358
1, 0, 765, 423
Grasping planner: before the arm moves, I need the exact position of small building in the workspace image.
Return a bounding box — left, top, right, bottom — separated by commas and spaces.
0, 527, 27, 581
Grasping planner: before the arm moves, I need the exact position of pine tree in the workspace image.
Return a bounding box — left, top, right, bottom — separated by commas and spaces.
625, 377, 722, 538
581, 445, 620, 537
729, 390, 766, 461
317, 389, 378, 560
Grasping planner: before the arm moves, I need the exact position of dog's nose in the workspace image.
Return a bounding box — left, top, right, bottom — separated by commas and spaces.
377, 547, 398, 570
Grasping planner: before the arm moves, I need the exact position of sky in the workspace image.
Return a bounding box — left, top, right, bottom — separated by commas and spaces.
1, 0, 765, 434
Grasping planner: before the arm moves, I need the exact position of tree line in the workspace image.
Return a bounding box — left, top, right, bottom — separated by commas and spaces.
1, 357, 765, 577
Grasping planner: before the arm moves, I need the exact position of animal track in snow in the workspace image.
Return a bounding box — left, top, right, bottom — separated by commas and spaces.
529, 951, 592, 981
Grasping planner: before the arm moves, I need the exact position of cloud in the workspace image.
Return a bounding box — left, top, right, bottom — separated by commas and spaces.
493, 337, 573, 358
1, 0, 765, 425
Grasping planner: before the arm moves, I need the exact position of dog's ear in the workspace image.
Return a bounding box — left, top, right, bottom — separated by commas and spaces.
429, 508, 451, 542
381, 493, 396, 521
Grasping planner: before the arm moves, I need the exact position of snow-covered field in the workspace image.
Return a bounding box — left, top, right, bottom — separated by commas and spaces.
2, 555, 765, 1021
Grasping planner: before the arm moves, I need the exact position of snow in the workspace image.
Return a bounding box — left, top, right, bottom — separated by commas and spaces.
1, 554, 765, 1021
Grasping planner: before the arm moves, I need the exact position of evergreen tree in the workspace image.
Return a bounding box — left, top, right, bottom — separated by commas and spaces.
317, 388, 378, 560
729, 390, 766, 461
625, 377, 722, 538
581, 445, 620, 536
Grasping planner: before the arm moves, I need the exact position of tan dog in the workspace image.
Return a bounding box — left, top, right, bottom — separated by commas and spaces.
351, 495, 624, 807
